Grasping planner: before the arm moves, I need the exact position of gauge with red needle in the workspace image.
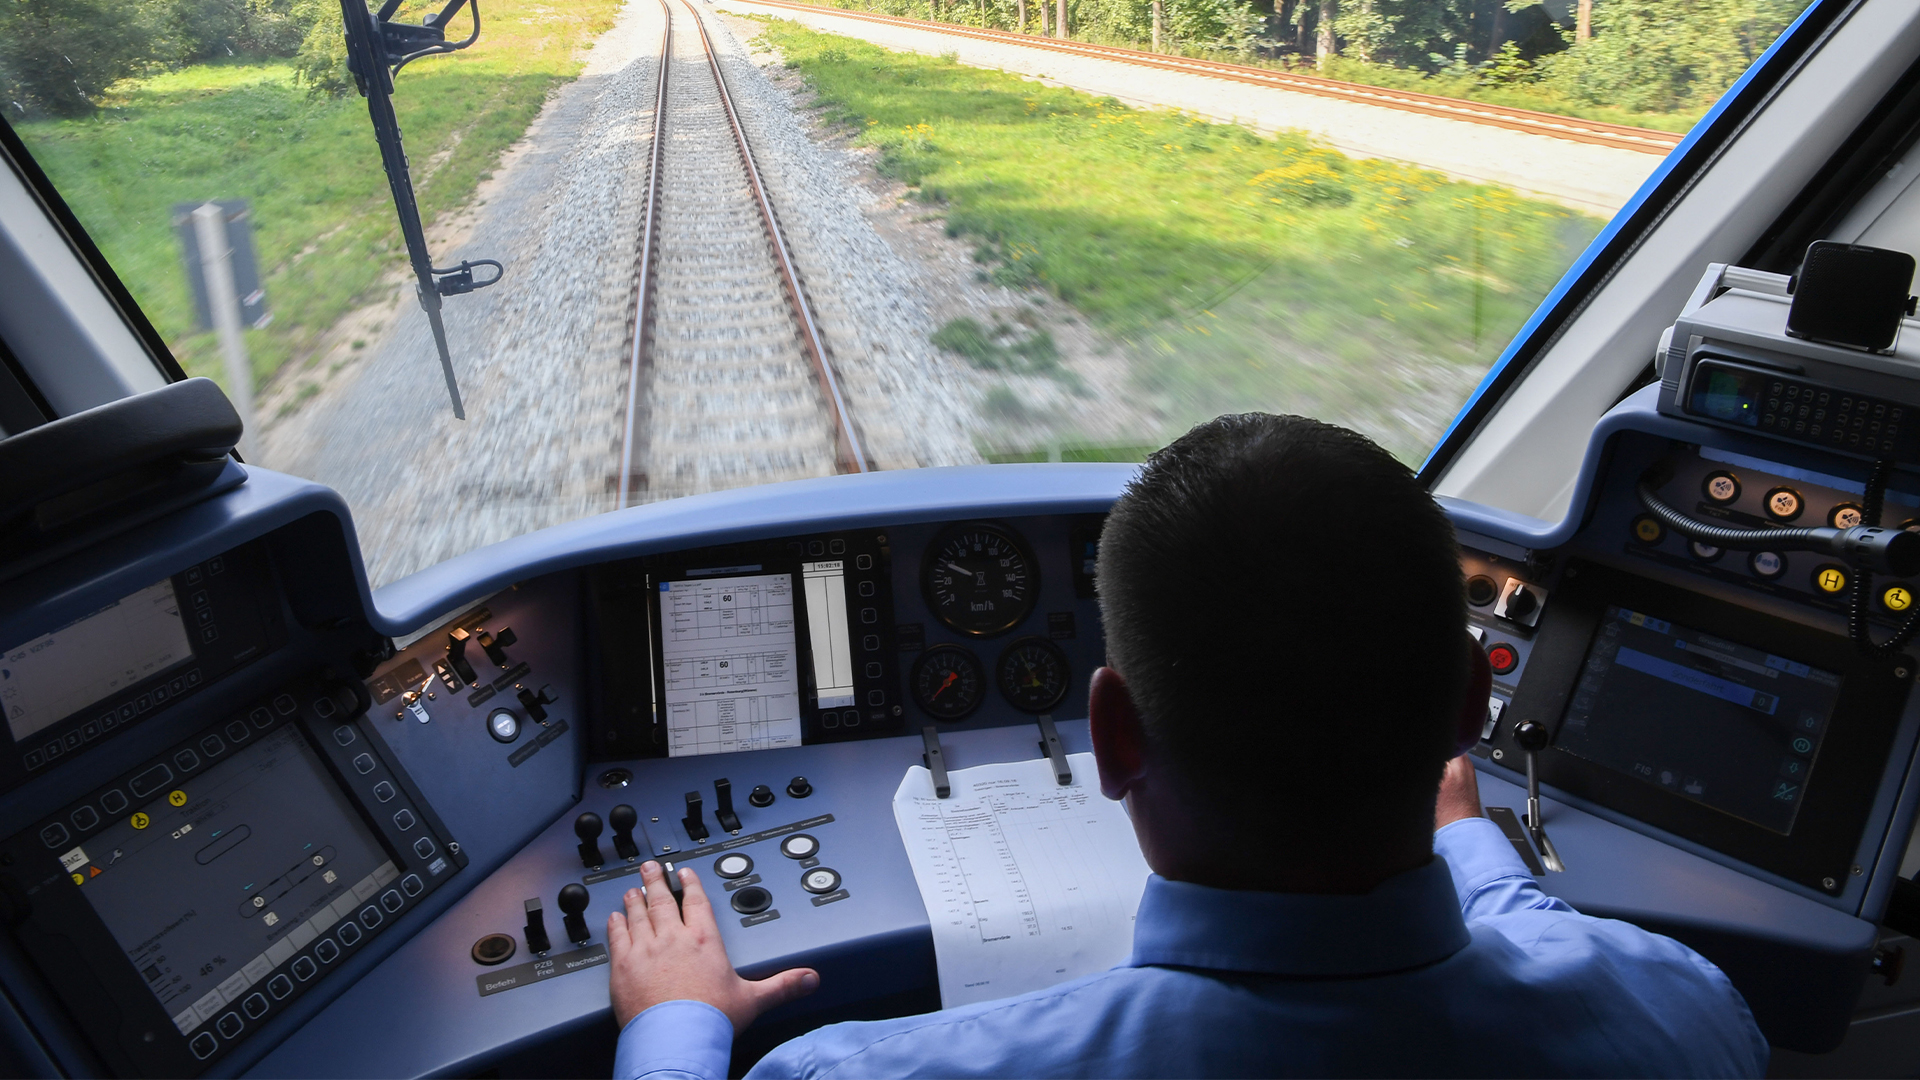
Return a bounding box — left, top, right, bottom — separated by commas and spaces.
911, 645, 986, 721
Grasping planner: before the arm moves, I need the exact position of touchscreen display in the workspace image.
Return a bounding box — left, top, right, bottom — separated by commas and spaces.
2, 580, 193, 743
1556, 606, 1842, 834
659, 573, 803, 756
60, 726, 396, 1037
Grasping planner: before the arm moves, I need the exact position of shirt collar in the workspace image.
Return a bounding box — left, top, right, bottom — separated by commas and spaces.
1126, 856, 1471, 978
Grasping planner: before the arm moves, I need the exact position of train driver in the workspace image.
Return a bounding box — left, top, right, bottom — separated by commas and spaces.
603, 413, 1771, 1078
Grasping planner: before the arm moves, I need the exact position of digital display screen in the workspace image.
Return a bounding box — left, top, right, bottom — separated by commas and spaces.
1556, 606, 1842, 834
801, 561, 856, 708
659, 572, 803, 756
63, 726, 395, 1037
1688, 364, 1763, 428
2, 580, 193, 743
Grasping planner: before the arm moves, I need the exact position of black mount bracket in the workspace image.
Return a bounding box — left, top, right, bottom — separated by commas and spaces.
922, 726, 951, 798
1036, 714, 1072, 785
338, 0, 503, 418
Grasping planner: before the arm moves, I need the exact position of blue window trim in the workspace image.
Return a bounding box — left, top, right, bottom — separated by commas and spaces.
1416, 0, 1852, 485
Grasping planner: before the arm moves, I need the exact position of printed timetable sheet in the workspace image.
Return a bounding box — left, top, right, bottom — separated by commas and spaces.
659, 574, 802, 757
893, 752, 1152, 1008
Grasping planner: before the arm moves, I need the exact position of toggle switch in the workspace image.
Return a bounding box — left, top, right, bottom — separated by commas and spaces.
478, 627, 517, 667
682, 791, 710, 842
523, 897, 551, 954
559, 883, 591, 946
446, 628, 478, 686
714, 779, 742, 833
574, 812, 604, 870
748, 784, 775, 808
610, 804, 641, 861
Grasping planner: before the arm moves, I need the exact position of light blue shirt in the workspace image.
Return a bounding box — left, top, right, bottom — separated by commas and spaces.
615, 816, 1769, 1078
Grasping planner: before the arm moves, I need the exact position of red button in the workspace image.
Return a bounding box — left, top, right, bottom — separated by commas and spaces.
1487, 643, 1518, 675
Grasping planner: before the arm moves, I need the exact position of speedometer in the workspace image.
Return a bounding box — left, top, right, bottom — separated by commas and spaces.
921, 523, 1039, 636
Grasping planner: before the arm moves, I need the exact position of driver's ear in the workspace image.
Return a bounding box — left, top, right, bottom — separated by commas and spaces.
1455, 635, 1493, 757
1089, 667, 1147, 801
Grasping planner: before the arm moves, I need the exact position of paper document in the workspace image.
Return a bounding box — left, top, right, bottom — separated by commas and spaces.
893, 752, 1152, 1008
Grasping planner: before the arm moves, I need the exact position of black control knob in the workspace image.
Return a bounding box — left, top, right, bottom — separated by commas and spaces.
1513, 719, 1550, 753
610, 804, 640, 861
558, 883, 591, 946
523, 897, 551, 954
1505, 585, 1538, 621
748, 784, 775, 808
714, 779, 742, 833
574, 812, 604, 869
786, 776, 813, 799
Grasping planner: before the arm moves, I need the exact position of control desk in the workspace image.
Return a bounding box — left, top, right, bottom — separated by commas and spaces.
2, 397, 1920, 1076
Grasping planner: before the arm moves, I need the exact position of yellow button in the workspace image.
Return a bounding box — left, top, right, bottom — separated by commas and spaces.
1886, 586, 1914, 612
1816, 567, 1848, 594
168, 789, 187, 807
1633, 517, 1663, 543
130, 812, 149, 830
70, 873, 84, 887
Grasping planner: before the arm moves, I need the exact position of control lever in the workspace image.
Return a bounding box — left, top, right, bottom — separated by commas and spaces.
661, 860, 685, 909
558, 883, 591, 946
478, 626, 517, 667
574, 812, 604, 870
609, 804, 641, 862
516, 684, 557, 725
1036, 714, 1072, 786
922, 727, 951, 798
523, 897, 551, 954
682, 791, 710, 842
1512, 720, 1566, 872
714, 779, 742, 833
446, 627, 478, 686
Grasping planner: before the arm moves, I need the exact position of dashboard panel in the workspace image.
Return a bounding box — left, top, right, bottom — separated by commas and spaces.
0, 438, 1918, 1075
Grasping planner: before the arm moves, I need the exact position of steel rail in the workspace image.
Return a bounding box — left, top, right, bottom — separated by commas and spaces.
617, 1, 674, 509
720, 0, 1686, 155
684, 0, 868, 474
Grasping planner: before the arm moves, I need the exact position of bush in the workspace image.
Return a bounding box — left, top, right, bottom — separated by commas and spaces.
291, 0, 350, 96
1538, 0, 1804, 113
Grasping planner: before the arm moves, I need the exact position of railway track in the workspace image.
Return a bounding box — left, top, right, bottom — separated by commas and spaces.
617, 0, 867, 509
718, 0, 1685, 156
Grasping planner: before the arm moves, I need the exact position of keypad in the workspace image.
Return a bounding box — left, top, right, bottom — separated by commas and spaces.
1761, 380, 1906, 455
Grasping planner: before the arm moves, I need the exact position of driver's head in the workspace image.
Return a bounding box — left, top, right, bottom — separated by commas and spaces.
1097, 414, 1470, 869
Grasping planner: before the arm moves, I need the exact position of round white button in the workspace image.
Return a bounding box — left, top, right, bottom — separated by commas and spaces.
805, 870, 837, 892
781, 834, 818, 859
716, 854, 752, 878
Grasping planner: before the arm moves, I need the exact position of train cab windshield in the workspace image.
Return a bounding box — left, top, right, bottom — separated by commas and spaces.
20, 0, 1920, 1077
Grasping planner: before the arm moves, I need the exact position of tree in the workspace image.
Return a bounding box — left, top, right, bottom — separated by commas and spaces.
0, 0, 157, 116
1315, 0, 1333, 65
1541, 0, 1802, 112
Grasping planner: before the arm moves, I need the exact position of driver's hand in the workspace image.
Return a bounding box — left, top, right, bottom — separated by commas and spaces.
1435, 754, 1484, 832
607, 861, 820, 1031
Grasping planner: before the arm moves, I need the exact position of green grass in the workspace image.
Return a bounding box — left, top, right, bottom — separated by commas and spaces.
15, 0, 620, 391
761, 21, 1600, 460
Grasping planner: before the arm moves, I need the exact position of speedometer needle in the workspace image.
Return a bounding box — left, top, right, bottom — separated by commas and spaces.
945, 561, 971, 577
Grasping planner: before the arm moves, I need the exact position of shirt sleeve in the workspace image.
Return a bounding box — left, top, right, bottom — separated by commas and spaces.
613, 1000, 735, 1080
1433, 815, 1578, 921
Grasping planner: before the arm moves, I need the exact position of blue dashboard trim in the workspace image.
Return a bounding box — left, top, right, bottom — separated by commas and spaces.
369, 463, 1138, 636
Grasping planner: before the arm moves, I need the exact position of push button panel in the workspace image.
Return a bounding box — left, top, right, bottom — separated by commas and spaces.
1609, 449, 1920, 621
0, 674, 465, 1078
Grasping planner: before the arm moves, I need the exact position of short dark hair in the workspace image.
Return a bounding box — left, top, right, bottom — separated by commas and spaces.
1097, 414, 1467, 861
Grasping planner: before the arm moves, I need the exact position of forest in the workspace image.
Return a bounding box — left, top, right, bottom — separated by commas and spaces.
0, 0, 1808, 124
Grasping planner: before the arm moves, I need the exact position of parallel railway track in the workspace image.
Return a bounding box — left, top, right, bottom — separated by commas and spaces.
617, 0, 867, 509
718, 0, 1685, 156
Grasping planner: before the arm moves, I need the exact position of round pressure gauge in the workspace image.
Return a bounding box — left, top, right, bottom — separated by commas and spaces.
911, 645, 986, 721
995, 637, 1071, 714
